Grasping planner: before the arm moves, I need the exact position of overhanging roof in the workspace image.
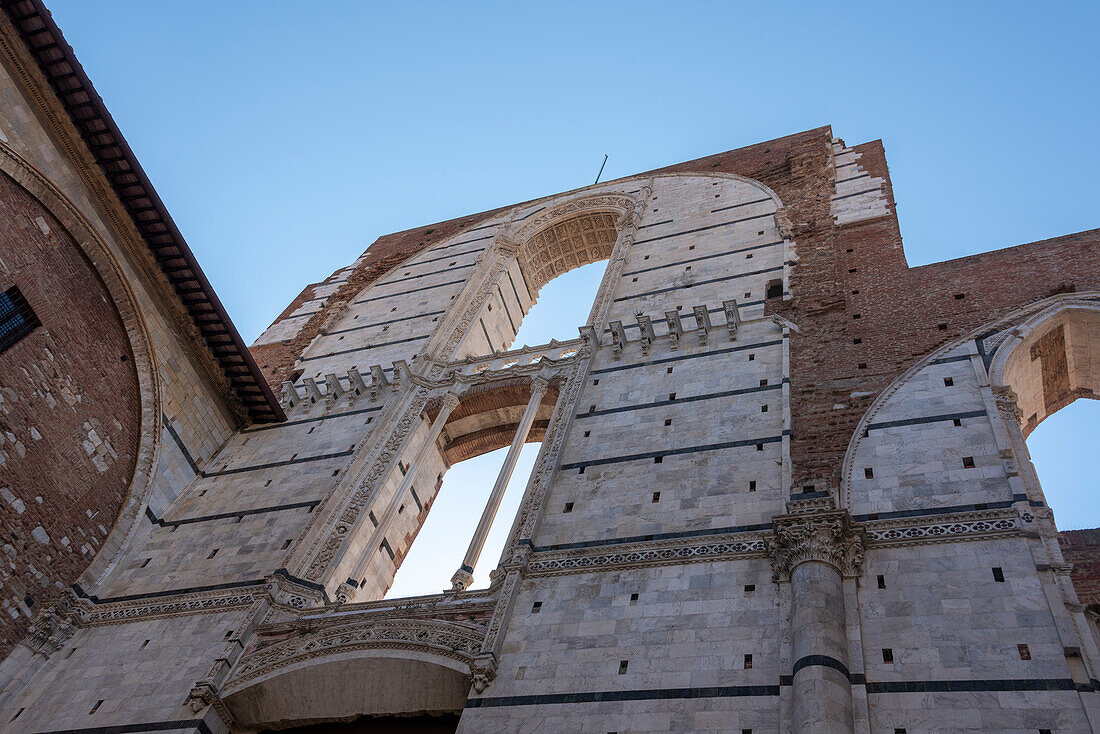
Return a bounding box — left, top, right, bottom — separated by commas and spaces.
1, 0, 284, 423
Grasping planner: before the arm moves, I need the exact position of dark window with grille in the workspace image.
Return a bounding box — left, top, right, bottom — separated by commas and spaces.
0, 286, 38, 353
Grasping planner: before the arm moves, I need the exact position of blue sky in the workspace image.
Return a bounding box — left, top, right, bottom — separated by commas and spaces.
46, 2, 1099, 592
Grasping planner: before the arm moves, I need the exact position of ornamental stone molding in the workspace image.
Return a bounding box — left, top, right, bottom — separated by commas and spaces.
223, 617, 486, 691
22, 600, 77, 657
993, 385, 1024, 424
297, 386, 431, 581
767, 510, 866, 582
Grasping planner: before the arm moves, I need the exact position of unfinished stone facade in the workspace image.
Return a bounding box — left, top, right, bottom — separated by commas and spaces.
1, 3, 1100, 733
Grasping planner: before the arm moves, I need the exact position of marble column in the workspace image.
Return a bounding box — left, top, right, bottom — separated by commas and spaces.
770, 509, 865, 734
451, 377, 549, 591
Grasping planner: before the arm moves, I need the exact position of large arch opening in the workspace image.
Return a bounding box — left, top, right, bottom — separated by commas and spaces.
998, 305, 1099, 530
222, 639, 474, 732
453, 203, 626, 360
383, 205, 626, 597
385, 379, 558, 598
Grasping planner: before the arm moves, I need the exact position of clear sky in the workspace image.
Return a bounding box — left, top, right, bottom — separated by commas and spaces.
45, 2, 1099, 593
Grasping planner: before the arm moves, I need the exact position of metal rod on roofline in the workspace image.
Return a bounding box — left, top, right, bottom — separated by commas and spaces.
594, 154, 608, 184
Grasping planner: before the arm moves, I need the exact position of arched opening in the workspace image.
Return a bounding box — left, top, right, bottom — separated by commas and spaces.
386, 442, 539, 597
1026, 401, 1099, 530
998, 305, 1100, 529
384, 209, 620, 598
222, 640, 473, 732
454, 206, 622, 360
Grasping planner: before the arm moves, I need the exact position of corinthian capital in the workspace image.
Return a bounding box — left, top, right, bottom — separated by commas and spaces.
767, 510, 865, 581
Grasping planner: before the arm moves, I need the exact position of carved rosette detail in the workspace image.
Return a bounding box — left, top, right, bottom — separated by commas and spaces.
767, 511, 865, 582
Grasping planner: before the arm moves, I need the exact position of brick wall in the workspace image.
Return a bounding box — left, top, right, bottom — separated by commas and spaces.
0, 170, 140, 652
1060, 528, 1100, 607
251, 125, 1100, 492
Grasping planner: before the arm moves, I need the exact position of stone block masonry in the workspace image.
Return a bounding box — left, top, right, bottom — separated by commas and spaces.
0, 6, 1099, 729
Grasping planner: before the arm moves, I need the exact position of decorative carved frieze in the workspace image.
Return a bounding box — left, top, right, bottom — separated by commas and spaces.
768, 510, 865, 581
81, 589, 257, 626
864, 510, 1020, 547
527, 535, 769, 576
224, 618, 486, 691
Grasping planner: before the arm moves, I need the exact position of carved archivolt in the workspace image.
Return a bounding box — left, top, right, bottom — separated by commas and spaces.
225, 618, 486, 690
505, 193, 636, 243
767, 511, 865, 581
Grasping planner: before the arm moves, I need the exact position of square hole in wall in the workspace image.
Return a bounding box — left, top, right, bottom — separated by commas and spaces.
666, 366, 673, 373
654, 456, 663, 464
593, 379, 599, 385
944, 377, 954, 387
1018, 643, 1031, 660
652, 491, 661, 503
938, 323, 948, 330
689, 245, 695, 250
531, 601, 542, 613
632, 277, 638, 282
748, 480, 756, 492
746, 253, 753, 259
618, 660, 629, 674
748, 353, 755, 361
853, 338, 862, 344
759, 379, 768, 387
578, 467, 585, 475
993, 567, 1005, 582
877, 575, 886, 588
669, 392, 676, 400
882, 648, 894, 663
865, 467, 874, 478
761, 405, 768, 412
743, 654, 752, 669
962, 456, 975, 468
745, 584, 755, 593
664, 418, 672, 426
563, 502, 574, 513
207, 549, 218, 559
630, 592, 639, 604
584, 430, 591, 437
745, 292, 752, 299
756, 443, 764, 451
953, 418, 962, 427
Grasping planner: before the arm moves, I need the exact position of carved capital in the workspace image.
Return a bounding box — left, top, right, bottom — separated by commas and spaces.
529, 376, 550, 399
23, 592, 79, 656
470, 654, 498, 693
440, 391, 461, 412
992, 385, 1023, 424
767, 510, 865, 581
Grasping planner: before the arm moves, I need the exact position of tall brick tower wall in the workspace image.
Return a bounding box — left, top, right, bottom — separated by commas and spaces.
0, 4, 1099, 733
